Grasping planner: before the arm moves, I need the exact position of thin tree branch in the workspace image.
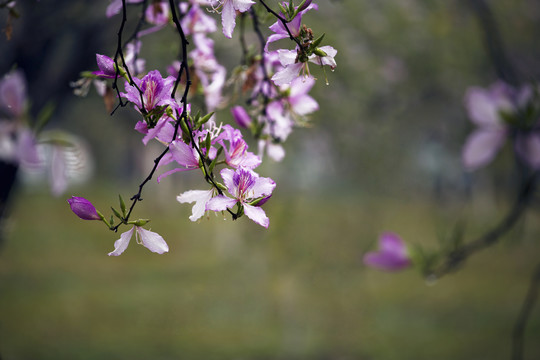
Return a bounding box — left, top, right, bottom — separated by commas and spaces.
512, 261, 540, 360
466, 0, 518, 85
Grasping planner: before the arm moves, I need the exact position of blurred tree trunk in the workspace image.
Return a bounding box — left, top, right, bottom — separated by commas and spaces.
0, 161, 18, 246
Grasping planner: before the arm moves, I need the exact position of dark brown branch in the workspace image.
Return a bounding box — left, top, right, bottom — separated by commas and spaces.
111, 0, 146, 115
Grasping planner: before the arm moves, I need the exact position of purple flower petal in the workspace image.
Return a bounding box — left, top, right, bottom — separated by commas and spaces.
290, 94, 319, 115
221, 0, 236, 38
231, 105, 252, 128
464, 84, 513, 128
462, 128, 506, 171
251, 176, 276, 199
0, 70, 26, 118
272, 62, 304, 86
169, 140, 199, 169
94, 54, 117, 79
16, 129, 41, 168
220, 168, 236, 195
363, 232, 411, 271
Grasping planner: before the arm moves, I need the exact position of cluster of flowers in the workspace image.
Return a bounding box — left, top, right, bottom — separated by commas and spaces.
68, 0, 337, 256
462, 81, 540, 171
0, 70, 91, 196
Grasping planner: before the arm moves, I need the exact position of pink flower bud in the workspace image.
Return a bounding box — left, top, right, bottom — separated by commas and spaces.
231, 106, 251, 128
93, 54, 117, 79
297, 0, 312, 12
67, 196, 101, 220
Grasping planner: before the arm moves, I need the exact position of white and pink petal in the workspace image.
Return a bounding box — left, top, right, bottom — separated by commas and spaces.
108, 226, 135, 256
136, 227, 169, 254
177, 189, 214, 221
243, 204, 269, 228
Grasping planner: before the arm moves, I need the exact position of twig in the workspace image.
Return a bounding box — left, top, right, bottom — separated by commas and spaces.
428, 170, 538, 279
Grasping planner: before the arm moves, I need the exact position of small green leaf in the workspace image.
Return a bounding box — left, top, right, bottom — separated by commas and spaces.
197, 112, 215, 128
205, 132, 212, 154
311, 33, 325, 49
34, 102, 56, 134
111, 206, 123, 221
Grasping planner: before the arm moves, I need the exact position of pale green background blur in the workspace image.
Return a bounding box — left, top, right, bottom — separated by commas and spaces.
1, 0, 540, 359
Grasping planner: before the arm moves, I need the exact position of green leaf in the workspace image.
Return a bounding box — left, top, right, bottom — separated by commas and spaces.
111, 207, 123, 221
197, 112, 215, 128
119, 195, 126, 217
311, 33, 325, 49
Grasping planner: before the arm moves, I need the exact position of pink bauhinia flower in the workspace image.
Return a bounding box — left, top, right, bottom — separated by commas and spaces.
108, 226, 169, 256
190, 34, 226, 112
216, 124, 261, 168
462, 82, 540, 170
206, 167, 275, 228
181, 2, 217, 35
265, 1, 318, 51
363, 232, 411, 272
271, 45, 337, 86
122, 70, 175, 113
145, 1, 170, 25
462, 83, 514, 171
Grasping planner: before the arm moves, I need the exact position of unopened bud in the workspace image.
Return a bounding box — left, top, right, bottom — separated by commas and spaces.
313, 48, 327, 57
67, 196, 102, 220
231, 106, 252, 128
297, 0, 312, 12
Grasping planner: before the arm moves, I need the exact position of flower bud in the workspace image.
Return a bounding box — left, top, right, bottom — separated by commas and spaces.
93, 54, 117, 79
297, 0, 312, 12
67, 196, 102, 220
231, 106, 252, 129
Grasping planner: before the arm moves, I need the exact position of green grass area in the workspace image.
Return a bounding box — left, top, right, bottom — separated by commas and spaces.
0, 186, 539, 359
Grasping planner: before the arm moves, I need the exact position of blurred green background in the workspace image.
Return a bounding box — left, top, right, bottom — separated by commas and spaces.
1, 0, 540, 359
